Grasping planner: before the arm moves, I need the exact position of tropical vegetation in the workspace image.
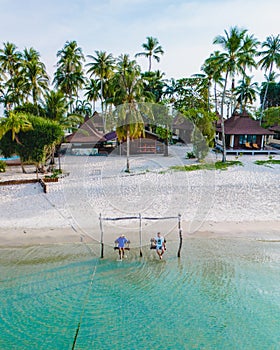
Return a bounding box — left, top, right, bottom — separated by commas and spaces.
0, 28, 280, 169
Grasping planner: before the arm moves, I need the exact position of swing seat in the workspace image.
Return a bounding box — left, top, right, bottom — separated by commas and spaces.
150, 238, 157, 249
114, 241, 130, 250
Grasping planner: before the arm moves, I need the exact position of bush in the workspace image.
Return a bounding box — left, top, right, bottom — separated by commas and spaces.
186, 151, 196, 159
0, 160, 6, 172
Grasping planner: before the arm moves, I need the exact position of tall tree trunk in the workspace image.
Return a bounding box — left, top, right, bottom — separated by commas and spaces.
164, 126, 169, 156
220, 70, 229, 163
260, 63, 273, 125
125, 129, 130, 172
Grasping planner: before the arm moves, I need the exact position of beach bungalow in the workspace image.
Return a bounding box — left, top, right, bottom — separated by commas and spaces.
104, 130, 164, 155
215, 111, 274, 150
65, 118, 113, 155
65, 117, 165, 156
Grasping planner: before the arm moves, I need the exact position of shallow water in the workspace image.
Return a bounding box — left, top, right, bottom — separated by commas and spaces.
0, 239, 280, 350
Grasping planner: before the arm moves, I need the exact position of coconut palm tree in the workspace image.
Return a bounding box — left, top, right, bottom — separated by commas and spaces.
213, 26, 250, 161
43, 90, 67, 121
86, 50, 115, 112
141, 70, 165, 103
0, 111, 32, 143
84, 78, 101, 112
53, 40, 85, 112
237, 34, 259, 113
135, 36, 164, 72
43, 90, 83, 133
0, 111, 33, 172
0, 42, 22, 79
112, 54, 147, 172
0, 42, 23, 110
235, 75, 259, 111
202, 51, 225, 113
258, 34, 280, 120
22, 49, 49, 109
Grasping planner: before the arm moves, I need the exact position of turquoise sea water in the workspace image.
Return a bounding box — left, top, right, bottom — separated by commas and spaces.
0, 238, 280, 350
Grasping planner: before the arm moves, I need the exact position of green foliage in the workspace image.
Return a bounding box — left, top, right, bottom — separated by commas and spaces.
45, 168, 62, 178
173, 77, 209, 111
170, 160, 242, 172
254, 159, 280, 166
262, 107, 280, 127
186, 151, 196, 159
181, 108, 217, 148
155, 126, 171, 141
0, 160, 6, 172
0, 114, 63, 165
260, 82, 280, 109
14, 102, 46, 116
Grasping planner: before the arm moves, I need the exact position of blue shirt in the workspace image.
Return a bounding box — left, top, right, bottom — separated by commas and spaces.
155, 236, 164, 249
116, 236, 128, 248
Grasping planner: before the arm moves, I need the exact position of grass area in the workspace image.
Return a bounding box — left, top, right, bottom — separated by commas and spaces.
170, 160, 243, 172
254, 159, 280, 166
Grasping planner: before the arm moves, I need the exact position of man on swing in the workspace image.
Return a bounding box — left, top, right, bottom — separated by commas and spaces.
154, 232, 166, 260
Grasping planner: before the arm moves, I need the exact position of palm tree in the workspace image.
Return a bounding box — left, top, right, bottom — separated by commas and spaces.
213, 26, 250, 161
22, 49, 49, 108
237, 34, 259, 113
258, 35, 280, 120
73, 99, 92, 118
53, 40, 85, 112
141, 70, 165, 103
113, 54, 146, 172
84, 78, 101, 112
43, 90, 83, 133
135, 36, 164, 72
202, 51, 225, 113
43, 90, 67, 121
0, 111, 33, 172
163, 77, 178, 103
0, 42, 22, 110
0, 111, 32, 143
235, 75, 259, 111
86, 50, 115, 112
0, 42, 22, 78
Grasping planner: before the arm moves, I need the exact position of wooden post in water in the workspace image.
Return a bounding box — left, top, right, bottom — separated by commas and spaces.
139, 213, 143, 257
177, 213, 182, 258
99, 213, 104, 258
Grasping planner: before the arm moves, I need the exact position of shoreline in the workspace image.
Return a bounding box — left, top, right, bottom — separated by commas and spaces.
0, 220, 279, 247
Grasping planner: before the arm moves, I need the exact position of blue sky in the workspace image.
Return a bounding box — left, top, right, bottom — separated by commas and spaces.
0, 0, 279, 82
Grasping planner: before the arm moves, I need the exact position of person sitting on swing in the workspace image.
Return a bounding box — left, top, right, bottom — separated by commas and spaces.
154, 232, 166, 260
115, 234, 129, 260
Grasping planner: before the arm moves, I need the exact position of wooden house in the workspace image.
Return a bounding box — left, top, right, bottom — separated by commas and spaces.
105, 130, 164, 155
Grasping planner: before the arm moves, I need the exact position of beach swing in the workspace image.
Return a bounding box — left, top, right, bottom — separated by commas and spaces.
99, 213, 182, 258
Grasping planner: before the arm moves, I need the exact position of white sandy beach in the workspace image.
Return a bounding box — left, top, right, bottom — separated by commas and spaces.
0, 146, 279, 246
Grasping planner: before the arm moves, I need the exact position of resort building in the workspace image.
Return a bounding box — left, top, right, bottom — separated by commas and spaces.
65, 117, 164, 155
215, 111, 274, 150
